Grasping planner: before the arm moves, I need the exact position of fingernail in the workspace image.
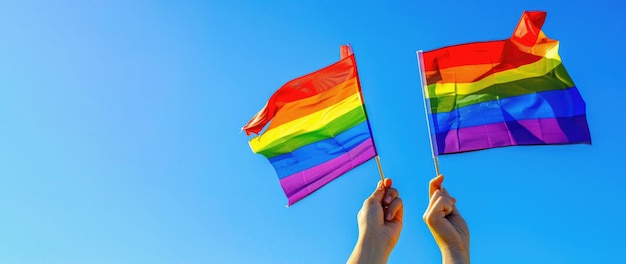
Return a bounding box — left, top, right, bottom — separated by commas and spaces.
384, 195, 391, 204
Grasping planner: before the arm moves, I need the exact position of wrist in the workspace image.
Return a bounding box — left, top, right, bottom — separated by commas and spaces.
347, 236, 390, 264
440, 245, 470, 264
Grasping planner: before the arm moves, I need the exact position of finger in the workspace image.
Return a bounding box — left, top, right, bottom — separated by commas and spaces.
383, 178, 393, 188
426, 184, 457, 218
424, 196, 450, 227
441, 188, 457, 204
439, 187, 461, 218
449, 204, 462, 218
385, 197, 404, 221
423, 195, 445, 225
423, 193, 455, 224
429, 174, 445, 198
426, 188, 443, 210
383, 187, 399, 205
369, 180, 385, 202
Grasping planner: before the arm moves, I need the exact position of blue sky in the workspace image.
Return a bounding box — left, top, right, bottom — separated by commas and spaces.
1, 1, 624, 263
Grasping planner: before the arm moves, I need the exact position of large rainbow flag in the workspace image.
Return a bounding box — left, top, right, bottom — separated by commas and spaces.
243, 46, 377, 205
419, 11, 591, 155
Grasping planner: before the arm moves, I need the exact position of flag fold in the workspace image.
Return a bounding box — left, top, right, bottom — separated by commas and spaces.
244, 45, 376, 205
420, 11, 591, 155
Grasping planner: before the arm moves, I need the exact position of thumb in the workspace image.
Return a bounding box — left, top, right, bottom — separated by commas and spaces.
369, 180, 385, 202
429, 174, 444, 198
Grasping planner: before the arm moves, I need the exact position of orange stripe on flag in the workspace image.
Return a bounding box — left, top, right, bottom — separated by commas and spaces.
267, 78, 360, 130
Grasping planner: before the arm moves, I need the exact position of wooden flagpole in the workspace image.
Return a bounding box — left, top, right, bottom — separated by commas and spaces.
417, 50, 441, 176
375, 155, 385, 182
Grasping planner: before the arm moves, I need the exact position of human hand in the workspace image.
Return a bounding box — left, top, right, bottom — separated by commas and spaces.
423, 175, 470, 264
348, 178, 403, 264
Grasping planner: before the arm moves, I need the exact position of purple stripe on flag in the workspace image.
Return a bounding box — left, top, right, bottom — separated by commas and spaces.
437, 115, 591, 154
279, 138, 376, 206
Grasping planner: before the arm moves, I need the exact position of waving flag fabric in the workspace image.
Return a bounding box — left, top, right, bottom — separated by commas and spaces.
420, 11, 591, 155
243, 46, 376, 205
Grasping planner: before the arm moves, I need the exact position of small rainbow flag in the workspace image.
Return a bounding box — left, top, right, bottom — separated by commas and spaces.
243, 46, 376, 205
419, 11, 591, 155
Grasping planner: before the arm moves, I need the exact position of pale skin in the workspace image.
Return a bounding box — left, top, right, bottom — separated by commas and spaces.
348, 175, 469, 264
347, 178, 403, 264
423, 175, 470, 264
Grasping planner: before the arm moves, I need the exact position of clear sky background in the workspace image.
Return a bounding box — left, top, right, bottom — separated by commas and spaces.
1, 1, 624, 263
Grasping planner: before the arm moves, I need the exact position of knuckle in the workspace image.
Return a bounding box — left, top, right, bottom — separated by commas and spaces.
422, 213, 431, 224
363, 197, 377, 208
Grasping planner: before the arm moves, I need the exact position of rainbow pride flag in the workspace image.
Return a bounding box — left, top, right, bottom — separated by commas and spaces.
243, 46, 376, 205
419, 11, 591, 155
